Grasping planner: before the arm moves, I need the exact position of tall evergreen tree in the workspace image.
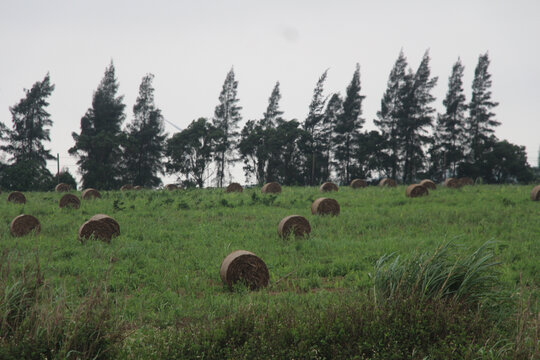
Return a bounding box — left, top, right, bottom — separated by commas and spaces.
122, 73, 166, 187
213, 68, 242, 187
261, 82, 283, 128
321, 93, 343, 180
69, 62, 126, 190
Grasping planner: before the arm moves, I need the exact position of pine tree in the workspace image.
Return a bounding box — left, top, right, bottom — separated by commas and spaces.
213, 68, 242, 187
122, 74, 166, 188
69, 62, 126, 190
261, 82, 283, 128
321, 93, 343, 180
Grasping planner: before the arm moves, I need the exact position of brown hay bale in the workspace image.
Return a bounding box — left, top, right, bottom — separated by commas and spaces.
165, 184, 178, 191
134, 185, 142, 190
10, 214, 41, 237
311, 198, 340, 216
55, 183, 71, 192
220, 250, 270, 290
530, 185, 540, 201
444, 178, 461, 188
120, 184, 133, 191
379, 178, 397, 187
458, 177, 474, 186
320, 182, 339, 192
81, 188, 101, 200
406, 184, 429, 198
419, 179, 436, 190
261, 182, 282, 194
78, 214, 120, 243
7, 191, 26, 204
226, 183, 243, 193
277, 215, 311, 238
59, 194, 81, 209
350, 179, 367, 188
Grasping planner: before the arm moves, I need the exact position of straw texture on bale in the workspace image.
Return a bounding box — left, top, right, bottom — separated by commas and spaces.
165, 184, 178, 190
277, 215, 311, 238
55, 183, 71, 192
81, 188, 101, 200
120, 184, 133, 191
419, 179, 436, 190
406, 184, 429, 198
220, 250, 270, 290
350, 179, 367, 188
444, 178, 461, 188
10, 214, 41, 237
379, 178, 397, 187
78, 214, 120, 242
311, 198, 340, 216
7, 191, 26, 204
320, 182, 339, 192
59, 194, 81, 209
226, 183, 243, 193
531, 185, 540, 201
261, 182, 282, 194
458, 177, 474, 186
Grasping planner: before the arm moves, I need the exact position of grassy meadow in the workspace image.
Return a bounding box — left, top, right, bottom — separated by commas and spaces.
0, 185, 539, 359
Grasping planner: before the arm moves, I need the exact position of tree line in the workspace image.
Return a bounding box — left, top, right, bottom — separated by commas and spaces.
0, 51, 537, 191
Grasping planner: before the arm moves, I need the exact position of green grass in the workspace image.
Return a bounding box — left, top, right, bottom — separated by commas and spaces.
0, 185, 539, 358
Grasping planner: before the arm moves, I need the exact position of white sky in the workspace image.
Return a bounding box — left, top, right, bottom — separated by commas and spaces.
1, 0, 539, 185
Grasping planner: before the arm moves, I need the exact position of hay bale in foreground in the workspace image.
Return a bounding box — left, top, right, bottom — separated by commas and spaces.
220, 250, 269, 290
419, 179, 436, 190
78, 214, 120, 243
406, 184, 429, 198
444, 178, 461, 188
226, 183, 243, 193
311, 198, 340, 216
531, 185, 540, 201
277, 215, 311, 238
81, 188, 101, 200
59, 194, 81, 209
7, 191, 26, 204
350, 179, 367, 188
120, 184, 133, 191
165, 184, 178, 191
55, 183, 71, 192
134, 185, 142, 190
10, 214, 41, 237
458, 177, 474, 186
320, 182, 339, 192
379, 178, 397, 187
261, 182, 282, 194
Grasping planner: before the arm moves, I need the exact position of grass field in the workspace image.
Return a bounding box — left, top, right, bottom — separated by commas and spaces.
1, 185, 539, 359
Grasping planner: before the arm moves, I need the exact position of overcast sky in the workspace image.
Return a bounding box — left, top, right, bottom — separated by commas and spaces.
1, 0, 539, 185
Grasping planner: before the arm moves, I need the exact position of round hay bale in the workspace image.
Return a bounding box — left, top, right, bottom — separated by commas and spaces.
59, 194, 81, 209
350, 179, 367, 188
530, 185, 540, 201
226, 183, 243, 193
7, 191, 26, 204
10, 214, 41, 237
261, 182, 282, 194
220, 250, 270, 290
165, 184, 178, 191
311, 198, 340, 216
78, 214, 120, 242
134, 185, 142, 190
81, 188, 101, 200
55, 183, 71, 192
458, 177, 474, 186
379, 178, 397, 187
277, 215, 311, 238
406, 184, 429, 198
419, 179, 436, 190
444, 178, 461, 188
320, 182, 339, 192
120, 184, 133, 191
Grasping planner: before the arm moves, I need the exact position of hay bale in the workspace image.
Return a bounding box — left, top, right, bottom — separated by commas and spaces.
55, 183, 71, 192
10, 214, 41, 237
226, 183, 243, 193
320, 182, 339, 192
78, 214, 120, 243
350, 179, 367, 188
7, 191, 26, 204
59, 194, 81, 209
406, 184, 429, 198
134, 185, 142, 190
261, 182, 282, 194
220, 250, 270, 290
379, 178, 397, 187
419, 179, 436, 190
458, 177, 474, 186
120, 184, 133, 191
81, 188, 101, 200
311, 198, 340, 216
531, 185, 540, 201
165, 184, 178, 191
444, 178, 461, 188
277, 215, 311, 238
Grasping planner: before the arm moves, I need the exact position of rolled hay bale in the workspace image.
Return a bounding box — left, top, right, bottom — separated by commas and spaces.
226, 183, 243, 193
261, 182, 282, 194
7, 191, 26, 204
311, 198, 340, 216
81, 188, 101, 200
530, 185, 540, 201
350, 179, 367, 189
78, 214, 120, 243
220, 250, 270, 290
10, 214, 41, 237
165, 184, 178, 191
277, 215, 311, 238
55, 183, 71, 192
120, 184, 133, 191
406, 184, 429, 198
59, 194, 81, 209
320, 182, 339, 192
443, 178, 461, 188
458, 177, 474, 186
419, 179, 436, 190
379, 178, 397, 187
